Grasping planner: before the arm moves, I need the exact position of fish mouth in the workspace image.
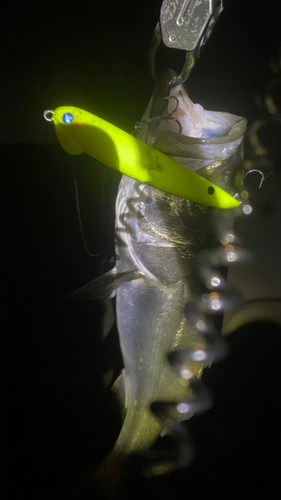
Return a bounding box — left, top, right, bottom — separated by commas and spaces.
141, 70, 247, 184
153, 114, 247, 164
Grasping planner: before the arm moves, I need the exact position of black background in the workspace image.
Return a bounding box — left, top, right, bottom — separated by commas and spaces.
2, 1, 281, 499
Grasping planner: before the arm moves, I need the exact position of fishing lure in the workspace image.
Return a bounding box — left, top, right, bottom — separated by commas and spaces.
45, 106, 239, 209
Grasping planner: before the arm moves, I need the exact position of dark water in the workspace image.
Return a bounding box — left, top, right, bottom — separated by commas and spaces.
2, 1, 281, 499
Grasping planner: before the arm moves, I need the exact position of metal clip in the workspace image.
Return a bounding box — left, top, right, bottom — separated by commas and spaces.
160, 0, 217, 52
150, 1, 224, 87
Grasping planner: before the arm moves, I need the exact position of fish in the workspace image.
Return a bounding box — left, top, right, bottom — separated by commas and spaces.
51, 105, 239, 208
68, 68, 247, 485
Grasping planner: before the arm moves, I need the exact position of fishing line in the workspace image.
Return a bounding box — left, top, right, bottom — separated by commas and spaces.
71, 163, 102, 258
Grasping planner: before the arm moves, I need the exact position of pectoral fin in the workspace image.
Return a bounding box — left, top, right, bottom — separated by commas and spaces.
66, 268, 144, 301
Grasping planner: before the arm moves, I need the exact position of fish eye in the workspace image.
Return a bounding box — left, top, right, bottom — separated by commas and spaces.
62, 112, 74, 124
207, 186, 215, 195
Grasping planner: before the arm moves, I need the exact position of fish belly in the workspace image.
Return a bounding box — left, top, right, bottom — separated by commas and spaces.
115, 277, 200, 453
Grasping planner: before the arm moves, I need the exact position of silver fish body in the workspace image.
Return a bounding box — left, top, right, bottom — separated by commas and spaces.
113, 73, 247, 455
114, 177, 214, 454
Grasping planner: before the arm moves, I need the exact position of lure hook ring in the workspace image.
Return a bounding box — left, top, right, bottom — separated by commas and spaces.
43, 110, 54, 122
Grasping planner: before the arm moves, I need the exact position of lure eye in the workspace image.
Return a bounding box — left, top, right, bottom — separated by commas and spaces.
62, 112, 74, 124
207, 186, 215, 195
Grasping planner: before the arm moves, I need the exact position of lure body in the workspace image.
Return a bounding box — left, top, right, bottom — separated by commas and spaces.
52, 106, 239, 208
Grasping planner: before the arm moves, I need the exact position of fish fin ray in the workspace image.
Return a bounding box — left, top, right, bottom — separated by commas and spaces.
66, 268, 144, 301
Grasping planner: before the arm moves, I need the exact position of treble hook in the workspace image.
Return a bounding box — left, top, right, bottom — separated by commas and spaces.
242, 169, 273, 189
134, 95, 182, 135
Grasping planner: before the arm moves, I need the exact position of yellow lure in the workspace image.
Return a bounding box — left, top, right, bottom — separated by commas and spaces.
51, 106, 239, 209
